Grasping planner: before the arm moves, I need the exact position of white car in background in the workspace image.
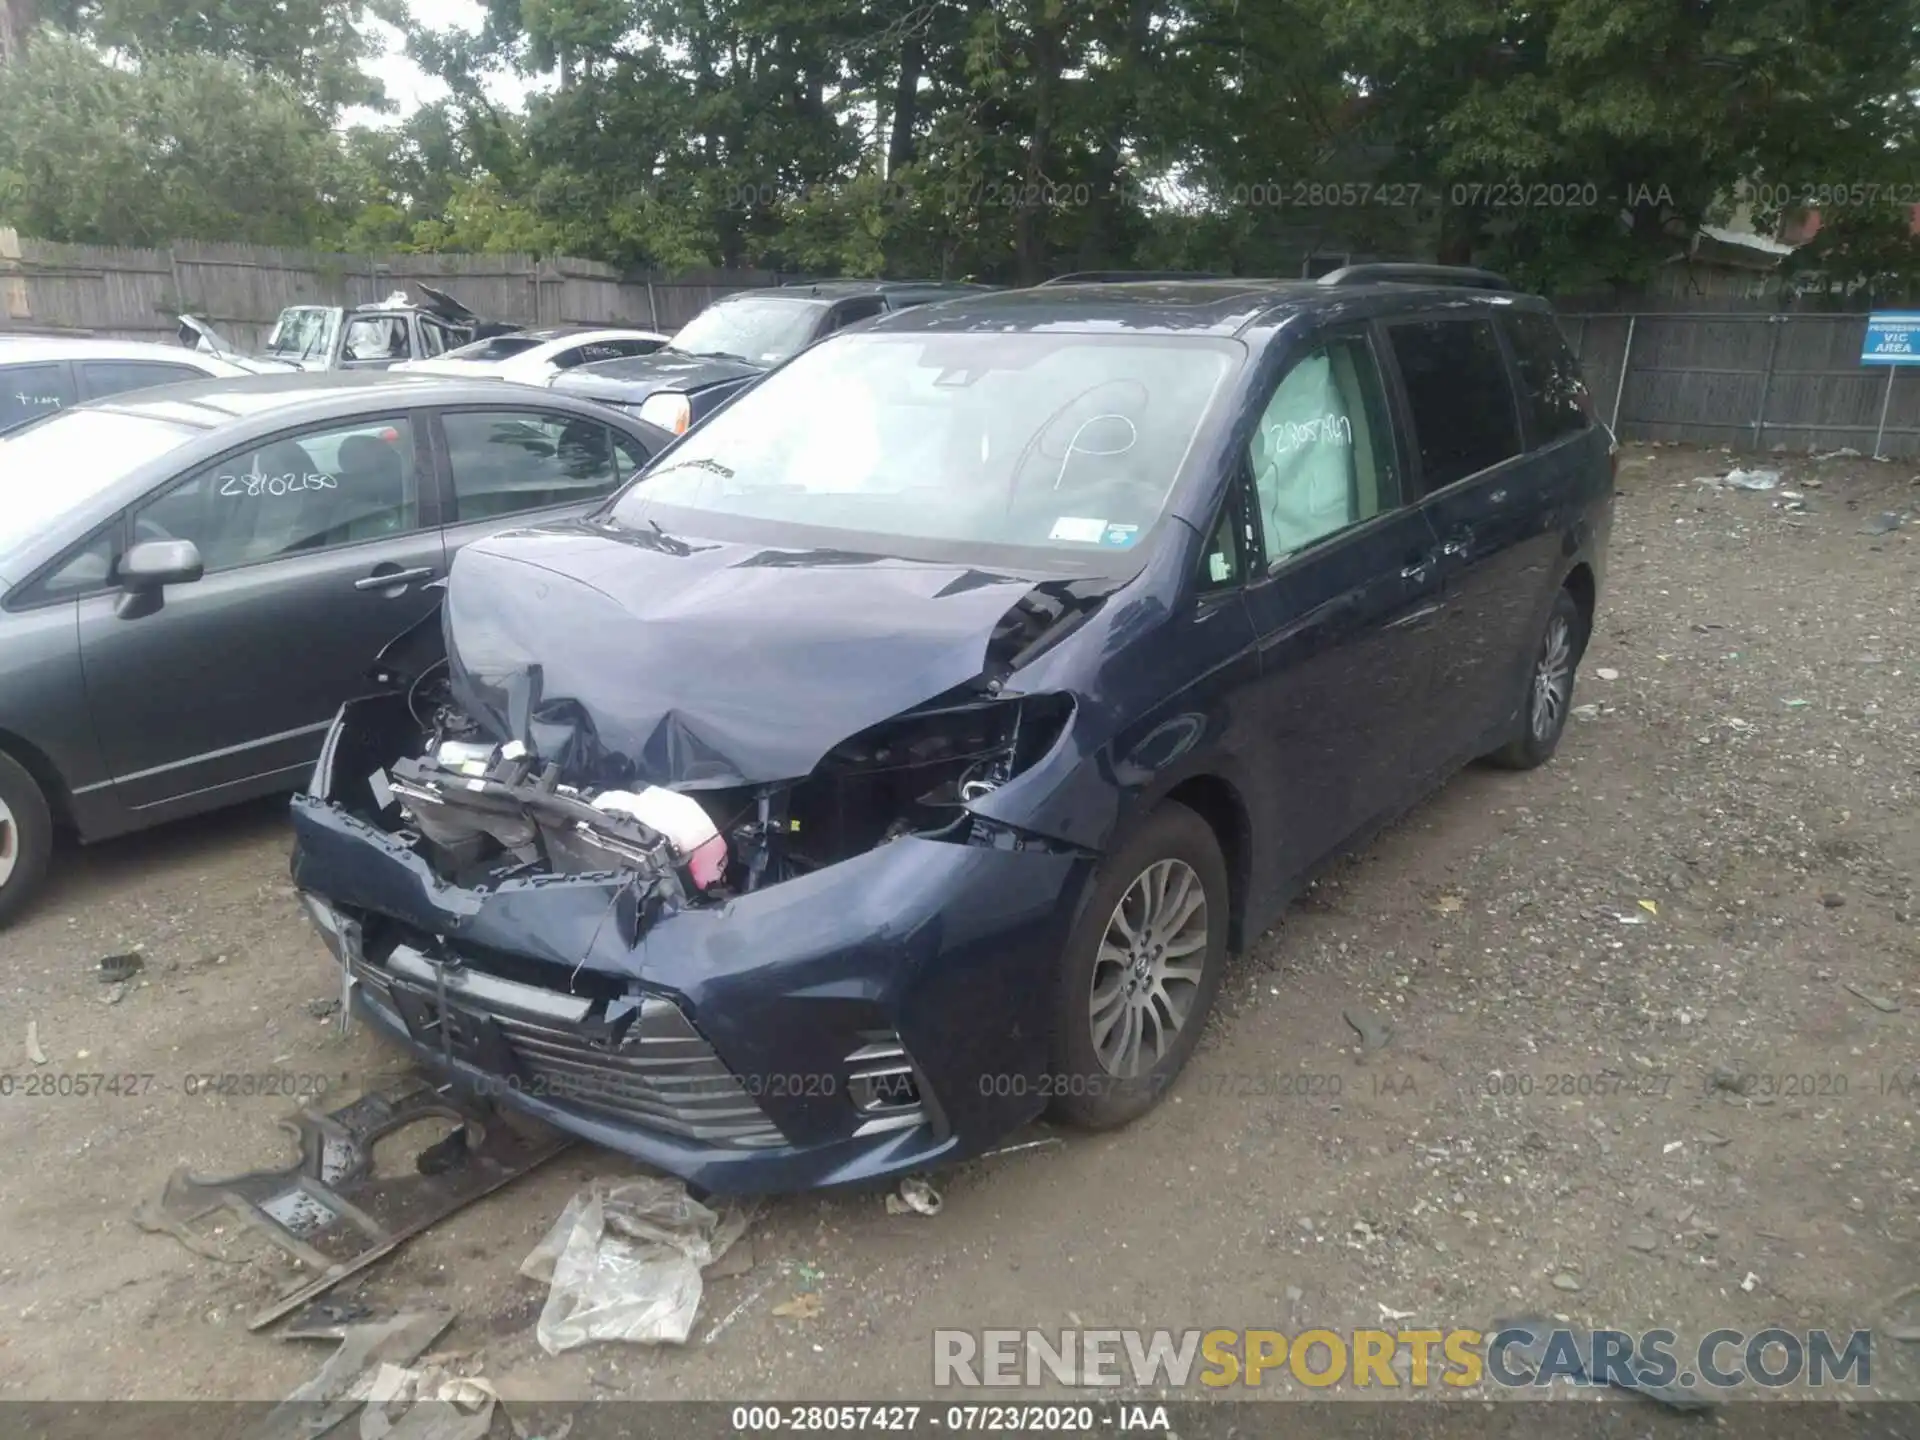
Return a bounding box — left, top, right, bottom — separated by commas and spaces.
392, 326, 669, 385
0, 337, 259, 435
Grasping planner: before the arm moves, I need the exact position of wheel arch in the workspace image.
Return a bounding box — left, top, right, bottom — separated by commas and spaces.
0, 727, 73, 832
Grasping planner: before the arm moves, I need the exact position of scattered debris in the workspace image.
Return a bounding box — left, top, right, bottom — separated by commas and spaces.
1626, 1230, 1659, 1254
1662, 1140, 1685, 1154
1376, 1302, 1417, 1322
101, 981, 130, 1006
257, 1309, 454, 1440
1741, 1272, 1760, 1293
772, 1292, 824, 1321
1864, 512, 1904, 535
520, 1177, 754, 1352
136, 1073, 568, 1329
1878, 1283, 1920, 1343
1490, 1316, 1717, 1413
1820, 892, 1846, 908
1343, 1006, 1393, 1053
97, 952, 144, 983
25, 1020, 46, 1066
1550, 1273, 1582, 1293
1637, 899, 1659, 916
357, 1359, 498, 1440
1698, 467, 1782, 491
1843, 982, 1901, 1014
1813, 447, 1862, 460
305, 997, 342, 1020
700, 1269, 783, 1347
1571, 703, 1601, 722
1434, 894, 1465, 914
1780, 698, 1810, 708
979, 1135, 1064, 1162
1594, 667, 1620, 681
885, 1175, 944, 1217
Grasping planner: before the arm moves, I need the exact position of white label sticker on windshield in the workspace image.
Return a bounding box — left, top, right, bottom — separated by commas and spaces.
1049, 515, 1107, 543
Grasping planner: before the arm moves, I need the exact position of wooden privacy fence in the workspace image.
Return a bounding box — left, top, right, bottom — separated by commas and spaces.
0, 231, 791, 350
1561, 310, 1920, 459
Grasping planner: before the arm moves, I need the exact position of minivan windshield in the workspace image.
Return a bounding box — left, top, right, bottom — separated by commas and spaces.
0, 410, 197, 575
265, 306, 340, 362
609, 331, 1239, 564
669, 296, 827, 366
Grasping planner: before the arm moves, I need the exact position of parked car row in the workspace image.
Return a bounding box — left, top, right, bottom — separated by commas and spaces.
0, 267, 1613, 1198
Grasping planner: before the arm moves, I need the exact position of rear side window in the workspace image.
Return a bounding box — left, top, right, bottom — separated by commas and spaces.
1387, 319, 1521, 492
443, 410, 628, 522
0, 361, 74, 433
1503, 310, 1591, 445
78, 360, 205, 401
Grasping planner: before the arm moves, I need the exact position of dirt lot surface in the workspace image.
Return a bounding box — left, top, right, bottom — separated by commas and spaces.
2, 442, 1916, 1414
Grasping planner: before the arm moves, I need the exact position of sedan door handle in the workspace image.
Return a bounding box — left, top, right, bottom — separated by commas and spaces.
354, 566, 435, 592
1401, 558, 1436, 583
1440, 534, 1472, 559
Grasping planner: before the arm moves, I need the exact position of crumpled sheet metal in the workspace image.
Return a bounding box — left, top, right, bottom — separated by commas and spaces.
520, 1177, 754, 1351
445, 526, 1048, 789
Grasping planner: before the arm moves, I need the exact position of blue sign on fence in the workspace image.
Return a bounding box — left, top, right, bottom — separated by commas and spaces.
1862, 312, 1920, 365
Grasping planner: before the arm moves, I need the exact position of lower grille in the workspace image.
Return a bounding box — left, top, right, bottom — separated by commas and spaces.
356, 945, 784, 1148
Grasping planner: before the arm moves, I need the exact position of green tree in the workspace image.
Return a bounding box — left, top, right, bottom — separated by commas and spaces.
0, 32, 355, 245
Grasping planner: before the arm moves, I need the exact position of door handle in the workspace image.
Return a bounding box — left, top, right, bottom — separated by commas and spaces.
1400, 558, 1435, 583
1440, 533, 1472, 559
355, 565, 435, 592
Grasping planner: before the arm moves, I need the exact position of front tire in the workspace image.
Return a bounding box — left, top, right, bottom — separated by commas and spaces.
0, 751, 53, 928
1048, 801, 1228, 1129
1487, 587, 1584, 771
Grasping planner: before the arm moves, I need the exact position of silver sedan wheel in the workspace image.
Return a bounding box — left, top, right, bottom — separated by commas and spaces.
1089, 858, 1209, 1077
0, 794, 16, 889
1530, 613, 1573, 740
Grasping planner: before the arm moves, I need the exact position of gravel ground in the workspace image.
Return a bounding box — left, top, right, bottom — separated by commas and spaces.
0, 442, 1915, 1413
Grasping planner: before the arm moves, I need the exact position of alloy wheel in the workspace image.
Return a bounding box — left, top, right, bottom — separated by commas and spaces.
1089, 858, 1210, 1077
1530, 614, 1573, 740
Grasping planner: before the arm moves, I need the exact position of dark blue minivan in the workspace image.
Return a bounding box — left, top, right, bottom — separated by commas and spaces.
292, 267, 1614, 1194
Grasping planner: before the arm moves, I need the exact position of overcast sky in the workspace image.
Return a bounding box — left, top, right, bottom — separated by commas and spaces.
353, 0, 540, 125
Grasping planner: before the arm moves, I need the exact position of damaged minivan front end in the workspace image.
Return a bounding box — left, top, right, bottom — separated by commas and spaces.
290, 527, 1108, 1194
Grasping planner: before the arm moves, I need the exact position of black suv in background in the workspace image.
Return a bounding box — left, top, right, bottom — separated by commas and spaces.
549, 279, 992, 435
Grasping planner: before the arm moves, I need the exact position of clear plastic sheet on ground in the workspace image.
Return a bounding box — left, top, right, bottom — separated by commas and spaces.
520, 1177, 755, 1352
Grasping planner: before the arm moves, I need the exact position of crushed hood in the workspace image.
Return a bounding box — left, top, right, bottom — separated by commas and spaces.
444, 522, 1073, 789
553, 349, 764, 400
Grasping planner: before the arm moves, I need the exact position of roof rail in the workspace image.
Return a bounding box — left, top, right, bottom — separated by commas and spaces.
1317, 263, 1513, 291
1037, 270, 1233, 286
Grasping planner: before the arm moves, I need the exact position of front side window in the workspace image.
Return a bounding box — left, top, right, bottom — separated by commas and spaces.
130, 417, 421, 572
443, 411, 628, 523
0, 362, 73, 434
1387, 318, 1521, 492
609, 331, 1239, 567
1249, 332, 1401, 562
1503, 310, 1592, 446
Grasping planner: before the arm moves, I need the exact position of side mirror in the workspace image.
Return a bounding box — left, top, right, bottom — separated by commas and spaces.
115, 539, 204, 620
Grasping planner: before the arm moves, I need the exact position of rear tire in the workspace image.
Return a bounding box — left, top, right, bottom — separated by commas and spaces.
0, 751, 53, 928
1048, 801, 1228, 1130
1487, 588, 1584, 771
